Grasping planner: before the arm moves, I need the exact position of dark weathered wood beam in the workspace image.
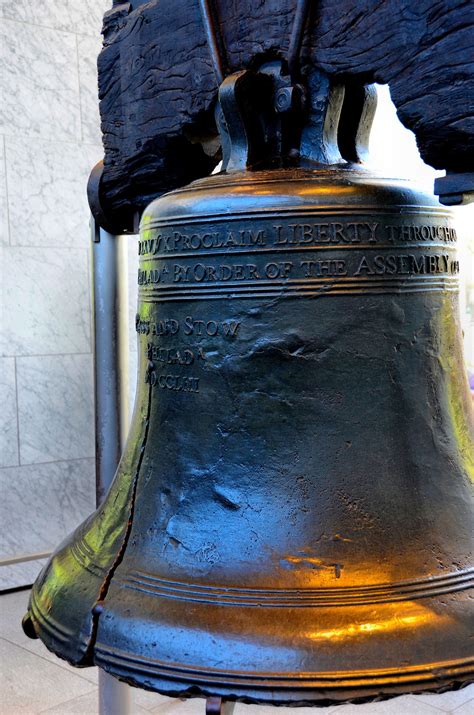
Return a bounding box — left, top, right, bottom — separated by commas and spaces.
96, 0, 473, 221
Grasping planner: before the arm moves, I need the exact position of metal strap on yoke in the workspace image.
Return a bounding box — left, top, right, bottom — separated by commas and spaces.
198, 0, 227, 84
198, 0, 312, 83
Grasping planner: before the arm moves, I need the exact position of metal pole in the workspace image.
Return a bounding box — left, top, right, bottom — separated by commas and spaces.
198, 0, 226, 84
98, 671, 131, 715
91, 217, 132, 715
287, 0, 311, 76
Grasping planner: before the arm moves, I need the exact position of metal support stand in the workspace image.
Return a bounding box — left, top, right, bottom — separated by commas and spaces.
91, 218, 132, 715
98, 671, 131, 715
206, 697, 236, 715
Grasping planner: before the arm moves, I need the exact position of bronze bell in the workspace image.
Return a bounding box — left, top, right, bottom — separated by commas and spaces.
23, 67, 473, 705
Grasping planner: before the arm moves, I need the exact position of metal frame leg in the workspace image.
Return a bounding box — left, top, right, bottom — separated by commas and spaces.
91, 218, 132, 715
206, 697, 236, 715
99, 671, 132, 715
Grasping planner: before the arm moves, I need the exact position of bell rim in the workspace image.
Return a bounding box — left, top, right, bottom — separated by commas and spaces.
93, 644, 474, 704
28, 581, 474, 703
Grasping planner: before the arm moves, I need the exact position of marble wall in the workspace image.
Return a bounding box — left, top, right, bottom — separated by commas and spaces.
0, 1, 140, 589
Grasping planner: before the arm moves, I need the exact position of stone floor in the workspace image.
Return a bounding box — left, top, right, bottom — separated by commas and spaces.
1, 590, 473, 714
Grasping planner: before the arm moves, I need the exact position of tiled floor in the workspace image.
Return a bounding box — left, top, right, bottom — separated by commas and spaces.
1, 590, 473, 715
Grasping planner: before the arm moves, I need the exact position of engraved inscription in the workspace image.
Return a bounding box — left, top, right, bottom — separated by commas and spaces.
137, 252, 459, 288
136, 315, 241, 337
138, 220, 457, 256
136, 317, 179, 335
183, 317, 240, 336
353, 253, 458, 276
385, 224, 457, 243
139, 228, 266, 254
300, 260, 347, 277
273, 222, 378, 245
145, 341, 204, 393
147, 344, 206, 366
145, 371, 200, 393
137, 215, 460, 301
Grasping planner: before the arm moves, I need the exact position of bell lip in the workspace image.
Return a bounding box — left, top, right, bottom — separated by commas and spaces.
21, 611, 39, 640
94, 648, 474, 705
26, 576, 474, 705
26, 592, 93, 664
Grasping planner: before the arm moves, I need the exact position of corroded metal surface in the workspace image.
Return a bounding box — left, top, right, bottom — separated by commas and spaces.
24, 165, 473, 704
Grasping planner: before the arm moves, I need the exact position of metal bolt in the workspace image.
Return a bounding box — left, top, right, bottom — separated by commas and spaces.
274, 85, 306, 114
275, 87, 294, 113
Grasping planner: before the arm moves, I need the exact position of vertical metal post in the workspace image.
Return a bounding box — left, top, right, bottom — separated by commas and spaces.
91, 217, 132, 715
98, 671, 132, 715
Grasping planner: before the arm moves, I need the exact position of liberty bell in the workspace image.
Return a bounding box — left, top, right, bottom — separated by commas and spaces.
23, 56, 473, 706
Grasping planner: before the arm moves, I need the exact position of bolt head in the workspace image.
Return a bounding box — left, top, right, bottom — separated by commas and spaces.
275, 87, 294, 113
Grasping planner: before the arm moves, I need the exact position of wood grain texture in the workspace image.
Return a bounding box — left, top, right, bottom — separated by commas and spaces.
312, 0, 474, 172
97, 0, 473, 216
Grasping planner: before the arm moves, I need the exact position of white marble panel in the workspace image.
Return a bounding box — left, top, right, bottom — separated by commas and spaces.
77, 34, 103, 145
149, 700, 338, 715
0, 135, 9, 245
16, 355, 94, 464
237, 706, 331, 715
0, 458, 95, 560
0, 246, 91, 357
413, 685, 474, 712
0, 639, 96, 714
0, 557, 46, 591
0, 20, 81, 142
2, 0, 110, 36
6, 137, 101, 248
320, 694, 458, 714
454, 699, 474, 715
135, 688, 179, 714
42, 689, 150, 715
0, 357, 19, 467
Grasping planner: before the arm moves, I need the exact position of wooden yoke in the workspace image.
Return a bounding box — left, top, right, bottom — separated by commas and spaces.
92, 0, 473, 231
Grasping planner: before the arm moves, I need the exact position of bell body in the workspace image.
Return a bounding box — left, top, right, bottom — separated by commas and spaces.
26, 166, 473, 704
